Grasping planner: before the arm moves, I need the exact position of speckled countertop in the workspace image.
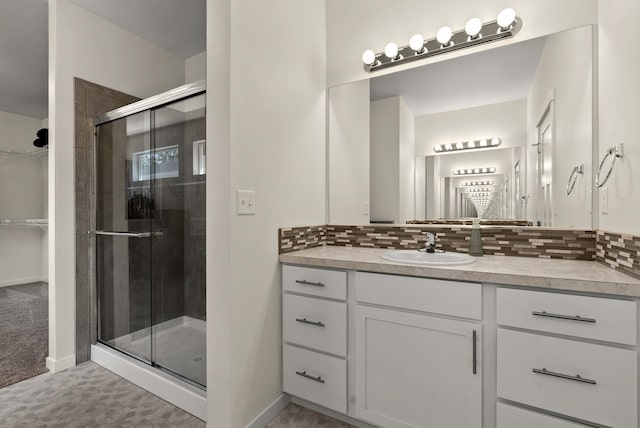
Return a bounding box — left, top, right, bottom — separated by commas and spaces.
279, 246, 640, 298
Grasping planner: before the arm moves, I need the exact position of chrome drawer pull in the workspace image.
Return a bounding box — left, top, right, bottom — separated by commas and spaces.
472, 330, 477, 375
295, 279, 325, 287
532, 368, 597, 385
532, 311, 596, 323
295, 318, 325, 327
295, 371, 325, 384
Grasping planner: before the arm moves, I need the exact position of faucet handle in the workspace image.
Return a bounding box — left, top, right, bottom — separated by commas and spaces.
423, 231, 435, 245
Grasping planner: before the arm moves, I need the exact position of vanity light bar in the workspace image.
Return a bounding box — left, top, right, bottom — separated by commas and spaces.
434, 138, 501, 153
453, 167, 496, 176
462, 180, 494, 186
362, 8, 521, 72
467, 188, 492, 193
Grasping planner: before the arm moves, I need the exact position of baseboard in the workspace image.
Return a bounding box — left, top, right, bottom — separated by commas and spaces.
45, 354, 76, 373
245, 394, 290, 428
0, 276, 48, 288
291, 396, 378, 428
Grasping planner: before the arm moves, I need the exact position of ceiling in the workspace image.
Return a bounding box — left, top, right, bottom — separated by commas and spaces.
0, 0, 205, 120
371, 36, 546, 117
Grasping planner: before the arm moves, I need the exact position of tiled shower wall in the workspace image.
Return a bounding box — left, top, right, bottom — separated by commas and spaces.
75, 78, 140, 362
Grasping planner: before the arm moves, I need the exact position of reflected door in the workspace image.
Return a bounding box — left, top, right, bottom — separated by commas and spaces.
536, 101, 554, 227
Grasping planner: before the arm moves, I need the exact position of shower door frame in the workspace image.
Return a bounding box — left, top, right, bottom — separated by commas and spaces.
93, 81, 206, 389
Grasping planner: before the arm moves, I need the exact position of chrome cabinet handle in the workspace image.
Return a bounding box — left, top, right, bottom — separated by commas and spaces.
472, 330, 477, 375
295, 279, 325, 287
94, 230, 151, 238
532, 311, 596, 323
295, 371, 325, 384
295, 318, 325, 327
532, 368, 596, 385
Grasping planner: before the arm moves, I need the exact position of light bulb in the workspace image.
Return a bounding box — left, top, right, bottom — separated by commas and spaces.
479, 139, 488, 147
489, 167, 496, 173
445, 143, 453, 151
465, 18, 482, 38
466, 169, 473, 174
409, 34, 425, 53
456, 142, 464, 150
497, 8, 516, 30
474, 168, 480, 174
384, 42, 399, 59
491, 137, 501, 146
467, 141, 475, 148
436, 26, 453, 46
362, 49, 376, 65
453, 170, 459, 175
481, 168, 488, 173
434, 145, 443, 152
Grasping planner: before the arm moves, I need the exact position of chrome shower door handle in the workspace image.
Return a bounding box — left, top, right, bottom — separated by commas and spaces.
94, 230, 152, 238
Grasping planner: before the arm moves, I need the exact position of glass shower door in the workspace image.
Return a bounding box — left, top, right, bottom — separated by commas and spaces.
95, 91, 207, 388
96, 110, 153, 362
148, 94, 206, 386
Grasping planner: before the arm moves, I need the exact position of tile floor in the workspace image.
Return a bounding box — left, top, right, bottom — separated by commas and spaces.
0, 361, 350, 427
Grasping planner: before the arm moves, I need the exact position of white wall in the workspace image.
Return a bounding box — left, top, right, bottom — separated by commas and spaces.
329, 80, 370, 224
415, 100, 526, 156
204, 0, 327, 426
185, 51, 206, 83
598, 0, 640, 235
526, 26, 593, 228
48, 0, 185, 372
0, 111, 47, 287
326, 0, 597, 87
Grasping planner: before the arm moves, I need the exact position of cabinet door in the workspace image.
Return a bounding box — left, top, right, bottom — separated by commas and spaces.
355, 306, 482, 428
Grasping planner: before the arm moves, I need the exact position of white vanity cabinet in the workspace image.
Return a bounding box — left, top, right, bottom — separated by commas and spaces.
496, 287, 638, 428
354, 272, 482, 428
282, 265, 348, 414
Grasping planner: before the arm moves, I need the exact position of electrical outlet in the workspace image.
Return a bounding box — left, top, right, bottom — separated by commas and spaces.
600, 187, 608, 215
363, 202, 369, 216
237, 189, 255, 215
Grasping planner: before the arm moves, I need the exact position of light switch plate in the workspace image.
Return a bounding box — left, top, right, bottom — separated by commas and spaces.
600, 187, 608, 215
237, 189, 256, 215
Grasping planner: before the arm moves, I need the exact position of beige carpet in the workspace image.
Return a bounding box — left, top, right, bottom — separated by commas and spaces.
267, 403, 354, 428
0, 282, 48, 388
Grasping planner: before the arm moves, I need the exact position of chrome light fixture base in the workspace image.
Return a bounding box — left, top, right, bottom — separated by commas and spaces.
364, 18, 522, 73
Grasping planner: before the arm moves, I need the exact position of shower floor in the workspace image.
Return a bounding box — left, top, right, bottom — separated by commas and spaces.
111, 316, 206, 386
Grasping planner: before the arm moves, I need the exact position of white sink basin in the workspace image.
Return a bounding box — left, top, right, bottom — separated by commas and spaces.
380, 250, 476, 266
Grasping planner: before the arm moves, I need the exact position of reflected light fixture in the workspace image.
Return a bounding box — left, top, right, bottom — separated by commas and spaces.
362, 8, 522, 72
452, 167, 496, 175
434, 137, 501, 153
462, 180, 494, 186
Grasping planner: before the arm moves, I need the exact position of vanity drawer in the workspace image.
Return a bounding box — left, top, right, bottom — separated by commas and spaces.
283, 344, 347, 414
497, 403, 589, 428
355, 272, 481, 320
497, 329, 638, 428
283, 293, 347, 356
283, 265, 347, 300
497, 288, 637, 345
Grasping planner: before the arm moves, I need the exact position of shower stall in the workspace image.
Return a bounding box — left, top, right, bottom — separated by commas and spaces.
91, 82, 206, 416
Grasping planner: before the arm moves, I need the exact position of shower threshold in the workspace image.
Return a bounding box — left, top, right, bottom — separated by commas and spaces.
91, 316, 207, 421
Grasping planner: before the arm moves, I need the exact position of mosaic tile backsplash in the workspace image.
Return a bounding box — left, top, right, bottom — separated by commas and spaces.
325, 225, 597, 260
279, 224, 597, 260
597, 230, 640, 280
279, 225, 326, 254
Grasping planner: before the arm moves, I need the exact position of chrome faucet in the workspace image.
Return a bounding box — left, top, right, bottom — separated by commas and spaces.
419, 232, 440, 253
